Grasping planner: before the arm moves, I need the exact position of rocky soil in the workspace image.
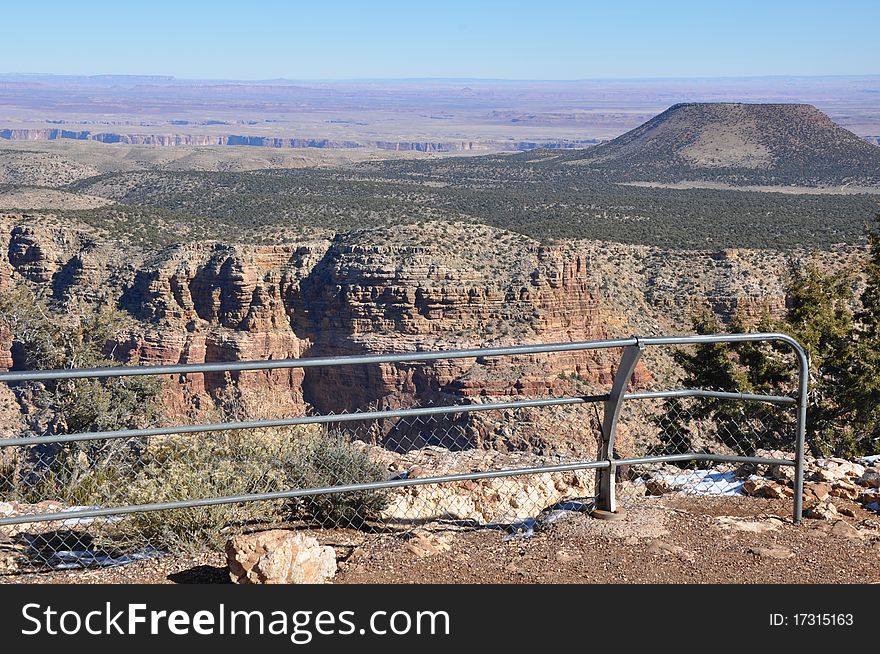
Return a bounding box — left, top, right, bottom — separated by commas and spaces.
4, 495, 877, 584
335, 496, 880, 584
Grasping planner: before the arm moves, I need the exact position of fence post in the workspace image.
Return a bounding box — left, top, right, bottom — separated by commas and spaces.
593, 340, 644, 519
789, 339, 810, 525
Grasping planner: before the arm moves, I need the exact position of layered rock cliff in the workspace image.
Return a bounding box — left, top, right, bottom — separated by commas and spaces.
112, 224, 632, 428
0, 214, 832, 454
0, 129, 590, 153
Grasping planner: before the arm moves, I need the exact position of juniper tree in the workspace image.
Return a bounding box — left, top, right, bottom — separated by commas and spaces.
783, 259, 860, 456
665, 217, 880, 458
0, 285, 161, 503
841, 215, 880, 456
656, 308, 790, 457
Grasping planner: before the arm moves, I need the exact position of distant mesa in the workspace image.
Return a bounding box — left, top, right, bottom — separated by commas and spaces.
550, 103, 880, 188
0, 128, 588, 153
3, 102, 878, 185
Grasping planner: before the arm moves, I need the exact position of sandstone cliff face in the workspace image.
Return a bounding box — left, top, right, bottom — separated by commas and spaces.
0, 129, 586, 153
111, 224, 632, 434
1, 219, 139, 306
286, 229, 630, 433
117, 242, 323, 415
0, 215, 823, 454
6, 225, 62, 284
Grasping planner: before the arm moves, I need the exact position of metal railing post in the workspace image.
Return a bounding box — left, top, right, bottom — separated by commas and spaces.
790, 341, 810, 525
593, 339, 644, 519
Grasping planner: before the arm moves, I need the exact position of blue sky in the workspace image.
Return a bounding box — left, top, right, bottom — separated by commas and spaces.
4, 1, 879, 80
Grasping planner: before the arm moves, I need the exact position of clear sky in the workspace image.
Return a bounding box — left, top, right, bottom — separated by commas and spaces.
4, 0, 878, 80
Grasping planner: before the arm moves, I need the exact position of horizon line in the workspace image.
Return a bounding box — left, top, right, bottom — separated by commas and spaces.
2, 72, 879, 85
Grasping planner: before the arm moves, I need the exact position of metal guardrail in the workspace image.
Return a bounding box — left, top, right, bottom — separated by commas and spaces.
0, 332, 809, 540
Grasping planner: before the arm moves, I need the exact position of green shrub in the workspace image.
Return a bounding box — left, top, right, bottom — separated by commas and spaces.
102, 428, 387, 552
106, 430, 290, 552
285, 434, 388, 528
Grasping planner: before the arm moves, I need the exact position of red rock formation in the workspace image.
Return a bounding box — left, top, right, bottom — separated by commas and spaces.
6, 218, 778, 453
0, 324, 12, 373
6, 225, 62, 284
77, 223, 652, 443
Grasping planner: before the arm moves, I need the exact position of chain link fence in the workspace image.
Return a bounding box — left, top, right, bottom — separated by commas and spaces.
615, 392, 799, 508
0, 334, 807, 575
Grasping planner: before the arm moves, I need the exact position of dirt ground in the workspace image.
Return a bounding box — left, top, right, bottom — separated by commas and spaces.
3, 496, 879, 584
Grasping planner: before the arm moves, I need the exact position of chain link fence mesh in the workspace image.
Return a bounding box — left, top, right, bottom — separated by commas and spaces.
615, 392, 798, 511
0, 343, 802, 575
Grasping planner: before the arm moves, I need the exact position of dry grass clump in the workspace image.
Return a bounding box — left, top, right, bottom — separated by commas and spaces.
3, 426, 389, 554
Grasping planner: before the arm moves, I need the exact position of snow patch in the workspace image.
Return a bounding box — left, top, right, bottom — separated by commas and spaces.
636, 469, 747, 496
47, 547, 162, 570
58, 506, 122, 527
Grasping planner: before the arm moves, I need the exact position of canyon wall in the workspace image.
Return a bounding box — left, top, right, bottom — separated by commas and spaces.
0, 215, 815, 453
112, 225, 633, 426
0, 129, 592, 153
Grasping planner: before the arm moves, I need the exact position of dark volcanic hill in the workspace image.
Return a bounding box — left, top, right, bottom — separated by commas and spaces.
551, 103, 880, 187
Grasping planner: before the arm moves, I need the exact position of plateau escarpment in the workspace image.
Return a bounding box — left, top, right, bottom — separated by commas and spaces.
0, 129, 589, 153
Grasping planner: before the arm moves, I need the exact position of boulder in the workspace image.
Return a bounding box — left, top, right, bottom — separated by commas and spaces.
814, 458, 866, 483
769, 484, 794, 499
805, 501, 838, 521
767, 464, 795, 483
805, 482, 831, 502
371, 446, 595, 523
748, 546, 794, 560
743, 478, 793, 499
858, 488, 880, 506
857, 469, 880, 489
829, 481, 860, 500
829, 520, 863, 540
226, 530, 337, 585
